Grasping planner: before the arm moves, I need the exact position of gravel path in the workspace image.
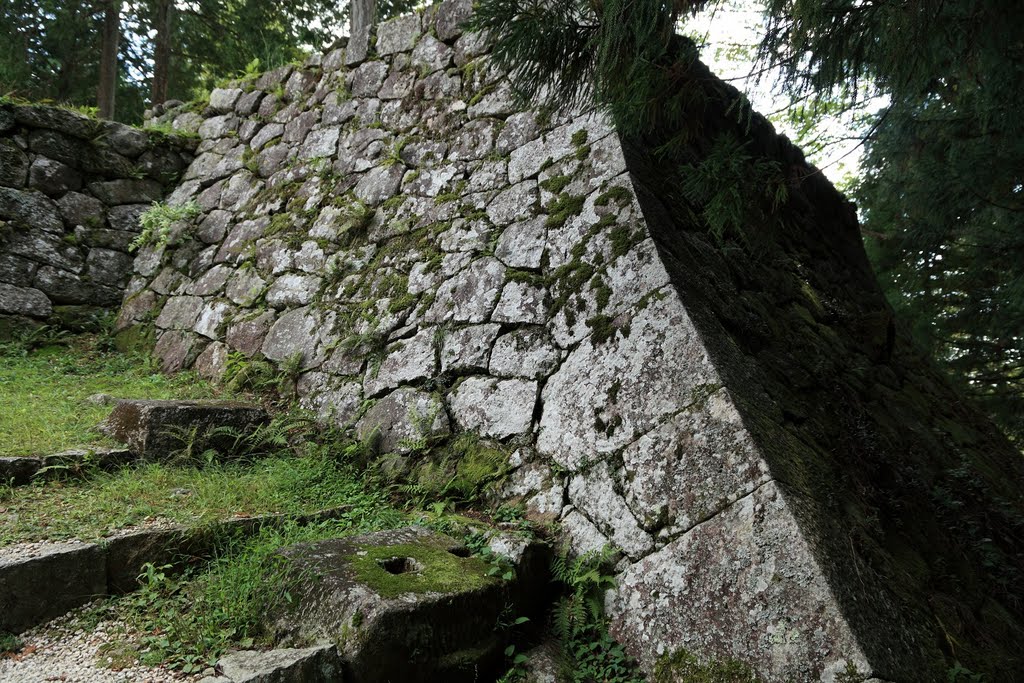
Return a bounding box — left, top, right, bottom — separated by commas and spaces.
0, 604, 205, 683
0, 517, 184, 561
0, 539, 93, 563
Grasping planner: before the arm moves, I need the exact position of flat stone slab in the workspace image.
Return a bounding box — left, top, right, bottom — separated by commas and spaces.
271, 526, 546, 683
99, 399, 268, 461
0, 507, 354, 632
0, 447, 136, 486
0, 541, 106, 633
104, 506, 353, 593
199, 644, 343, 683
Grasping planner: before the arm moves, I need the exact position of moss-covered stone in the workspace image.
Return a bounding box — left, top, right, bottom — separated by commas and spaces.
346, 540, 494, 598
114, 323, 155, 354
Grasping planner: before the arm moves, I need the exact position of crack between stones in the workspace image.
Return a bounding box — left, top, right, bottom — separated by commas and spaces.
654, 477, 778, 550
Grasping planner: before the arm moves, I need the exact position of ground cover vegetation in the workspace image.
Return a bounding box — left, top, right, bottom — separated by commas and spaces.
473, 0, 1024, 445
0, 331, 642, 680
0, 328, 222, 457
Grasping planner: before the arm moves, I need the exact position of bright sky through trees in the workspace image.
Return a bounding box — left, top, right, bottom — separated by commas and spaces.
686, 1, 887, 187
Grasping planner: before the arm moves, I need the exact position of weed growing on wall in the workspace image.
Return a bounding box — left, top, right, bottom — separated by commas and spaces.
129, 201, 202, 252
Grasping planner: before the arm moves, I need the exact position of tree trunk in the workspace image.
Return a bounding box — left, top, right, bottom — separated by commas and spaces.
97, 0, 121, 119
350, 0, 377, 37
54, 0, 84, 101
151, 0, 173, 106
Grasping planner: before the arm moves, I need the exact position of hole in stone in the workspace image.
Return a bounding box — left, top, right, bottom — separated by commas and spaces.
447, 547, 471, 558
377, 556, 423, 574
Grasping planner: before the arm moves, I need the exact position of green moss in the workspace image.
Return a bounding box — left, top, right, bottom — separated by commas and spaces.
381, 195, 407, 211
571, 129, 589, 147
591, 274, 612, 311
468, 84, 495, 107
587, 314, 621, 344
551, 256, 596, 319
346, 540, 494, 598
595, 186, 632, 207
540, 175, 572, 194
114, 323, 155, 355
575, 144, 592, 161
507, 269, 548, 287
545, 192, 586, 228
653, 649, 763, 683
265, 212, 293, 237
435, 179, 468, 205
609, 224, 641, 258
388, 292, 418, 314
593, 213, 618, 231
686, 383, 723, 411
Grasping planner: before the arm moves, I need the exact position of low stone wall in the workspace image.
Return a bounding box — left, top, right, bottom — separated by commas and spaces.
0, 103, 194, 332
116, 2, 1024, 680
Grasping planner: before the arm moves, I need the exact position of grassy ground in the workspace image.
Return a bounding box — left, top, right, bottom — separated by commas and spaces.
0, 332, 223, 457
0, 451, 383, 546
0, 329, 567, 680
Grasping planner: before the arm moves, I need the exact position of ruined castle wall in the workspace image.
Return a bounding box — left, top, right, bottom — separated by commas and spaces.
118, 3, 1024, 680
0, 103, 193, 332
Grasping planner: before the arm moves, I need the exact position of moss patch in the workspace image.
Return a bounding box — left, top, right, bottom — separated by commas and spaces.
595, 185, 632, 207
544, 192, 586, 228
346, 540, 495, 598
653, 649, 763, 683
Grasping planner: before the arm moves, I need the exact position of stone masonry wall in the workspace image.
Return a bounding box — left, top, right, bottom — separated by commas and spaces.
118, 3, 1024, 681
0, 103, 193, 332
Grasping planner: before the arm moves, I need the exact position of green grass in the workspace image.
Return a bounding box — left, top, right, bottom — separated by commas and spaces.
96, 485, 407, 674
0, 333, 223, 457
0, 453, 379, 546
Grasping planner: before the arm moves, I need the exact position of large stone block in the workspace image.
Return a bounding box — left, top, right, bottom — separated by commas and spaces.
0, 282, 51, 318
28, 157, 82, 195
0, 186, 64, 233
0, 139, 29, 187
200, 645, 343, 683
270, 526, 541, 683
100, 399, 268, 460
356, 387, 449, 454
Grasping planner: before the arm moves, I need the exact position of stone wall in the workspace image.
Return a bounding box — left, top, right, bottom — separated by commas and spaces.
0, 103, 193, 332
117, 3, 1024, 680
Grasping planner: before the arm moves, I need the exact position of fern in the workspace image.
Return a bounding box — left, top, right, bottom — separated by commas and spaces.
129, 201, 202, 252
551, 547, 643, 683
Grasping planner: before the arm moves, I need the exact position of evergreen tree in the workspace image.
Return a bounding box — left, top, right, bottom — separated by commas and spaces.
0, 0, 353, 122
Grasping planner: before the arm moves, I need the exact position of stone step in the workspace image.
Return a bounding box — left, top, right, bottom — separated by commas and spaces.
0, 506, 350, 634
198, 645, 343, 683
99, 399, 269, 460
0, 447, 135, 486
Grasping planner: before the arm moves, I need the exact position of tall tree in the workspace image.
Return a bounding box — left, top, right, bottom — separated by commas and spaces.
754, 0, 1024, 442
350, 0, 376, 37
150, 0, 173, 105
96, 0, 121, 119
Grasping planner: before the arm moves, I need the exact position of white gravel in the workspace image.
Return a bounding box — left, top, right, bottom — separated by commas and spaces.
0, 603, 206, 683
0, 517, 185, 563
0, 539, 93, 564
